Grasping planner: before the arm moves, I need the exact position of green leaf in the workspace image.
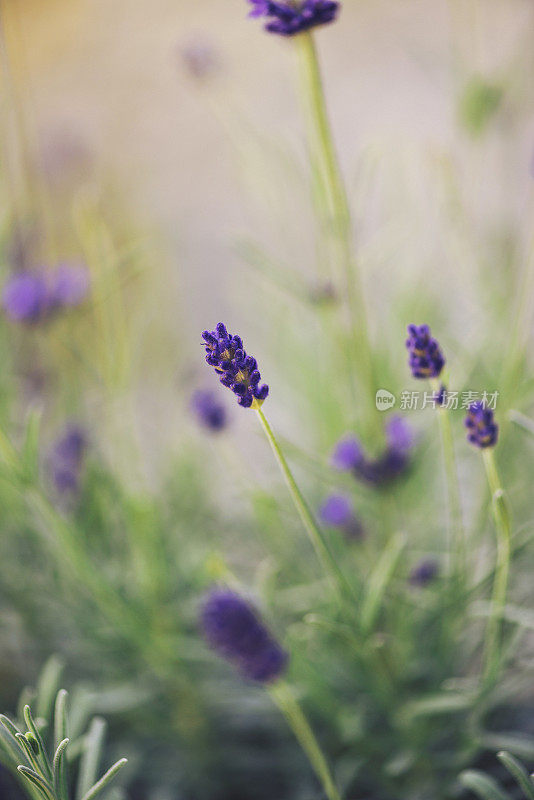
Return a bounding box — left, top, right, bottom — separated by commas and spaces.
497, 752, 534, 799
21, 409, 42, 484
53, 738, 70, 800
76, 718, 106, 800
17, 766, 55, 800
36, 659, 65, 724
80, 758, 128, 800
460, 769, 512, 800
360, 532, 406, 634
399, 692, 474, 723
54, 691, 68, 752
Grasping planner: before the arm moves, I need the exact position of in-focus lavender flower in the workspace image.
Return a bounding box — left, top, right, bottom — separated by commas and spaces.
2, 264, 90, 324
464, 402, 498, 448
331, 416, 414, 488
319, 494, 363, 539
191, 389, 228, 431
406, 324, 445, 379
409, 558, 439, 587
201, 589, 288, 683
48, 424, 87, 495
201, 323, 269, 409
248, 0, 339, 36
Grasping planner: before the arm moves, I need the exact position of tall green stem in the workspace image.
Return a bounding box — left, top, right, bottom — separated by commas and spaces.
295, 32, 376, 435
269, 681, 342, 800
481, 448, 512, 687
430, 379, 465, 580
256, 407, 355, 606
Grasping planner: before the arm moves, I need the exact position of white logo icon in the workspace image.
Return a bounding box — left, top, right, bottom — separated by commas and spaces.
375, 389, 396, 411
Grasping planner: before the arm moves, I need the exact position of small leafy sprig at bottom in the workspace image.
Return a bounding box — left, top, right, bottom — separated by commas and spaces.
461, 751, 534, 800
0, 690, 127, 800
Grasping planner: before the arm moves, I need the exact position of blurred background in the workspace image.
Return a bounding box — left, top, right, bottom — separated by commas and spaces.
2, 1, 534, 799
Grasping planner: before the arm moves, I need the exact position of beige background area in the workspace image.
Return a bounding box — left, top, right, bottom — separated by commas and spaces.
3, 0, 534, 330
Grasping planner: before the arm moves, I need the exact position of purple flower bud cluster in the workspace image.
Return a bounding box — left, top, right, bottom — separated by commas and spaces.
331, 416, 414, 488
201, 589, 288, 683
409, 558, 439, 587
319, 494, 364, 540
2, 264, 89, 324
48, 425, 87, 495
464, 402, 498, 448
248, 0, 339, 36
406, 324, 445, 379
202, 323, 269, 409
191, 390, 228, 431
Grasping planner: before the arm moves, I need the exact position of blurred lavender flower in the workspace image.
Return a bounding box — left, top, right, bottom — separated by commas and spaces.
2, 264, 89, 324
202, 323, 269, 408
180, 38, 220, 80
201, 589, 288, 683
330, 436, 365, 471
464, 402, 498, 448
191, 389, 228, 431
409, 558, 439, 587
331, 416, 414, 488
248, 0, 339, 36
319, 494, 363, 539
2, 272, 50, 323
406, 324, 445, 379
49, 425, 87, 495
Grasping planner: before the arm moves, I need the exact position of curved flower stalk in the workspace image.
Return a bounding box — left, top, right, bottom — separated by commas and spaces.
0, 680, 127, 800
465, 403, 511, 687
245, 0, 377, 436
406, 324, 465, 581
200, 588, 342, 800
202, 323, 355, 605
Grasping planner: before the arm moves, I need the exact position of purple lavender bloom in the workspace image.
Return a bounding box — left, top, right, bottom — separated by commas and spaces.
2, 272, 50, 323
50, 264, 89, 308
201, 589, 288, 683
406, 324, 445, 379
2, 264, 89, 325
436, 384, 447, 407
201, 323, 269, 409
331, 416, 414, 488
49, 425, 87, 495
191, 389, 228, 431
409, 558, 439, 587
319, 494, 363, 539
248, 0, 339, 36
464, 402, 498, 448
331, 436, 365, 471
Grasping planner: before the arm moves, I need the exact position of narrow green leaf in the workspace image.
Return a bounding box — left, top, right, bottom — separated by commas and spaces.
36, 659, 65, 723
54, 691, 68, 751
21, 409, 42, 484
360, 532, 406, 633
460, 769, 512, 800
23, 706, 53, 783
76, 718, 106, 800
80, 758, 128, 800
17, 766, 55, 800
53, 738, 70, 800
15, 734, 42, 774
399, 692, 474, 723
497, 751, 534, 799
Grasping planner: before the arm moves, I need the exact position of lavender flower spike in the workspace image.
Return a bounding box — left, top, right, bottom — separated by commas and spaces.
202, 323, 269, 409
464, 402, 498, 448
319, 494, 363, 539
409, 558, 439, 587
406, 324, 445, 379
2, 272, 50, 323
201, 589, 288, 683
248, 0, 339, 37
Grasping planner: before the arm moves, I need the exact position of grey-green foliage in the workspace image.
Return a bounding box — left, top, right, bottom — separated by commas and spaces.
460, 751, 534, 800
0, 659, 127, 800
